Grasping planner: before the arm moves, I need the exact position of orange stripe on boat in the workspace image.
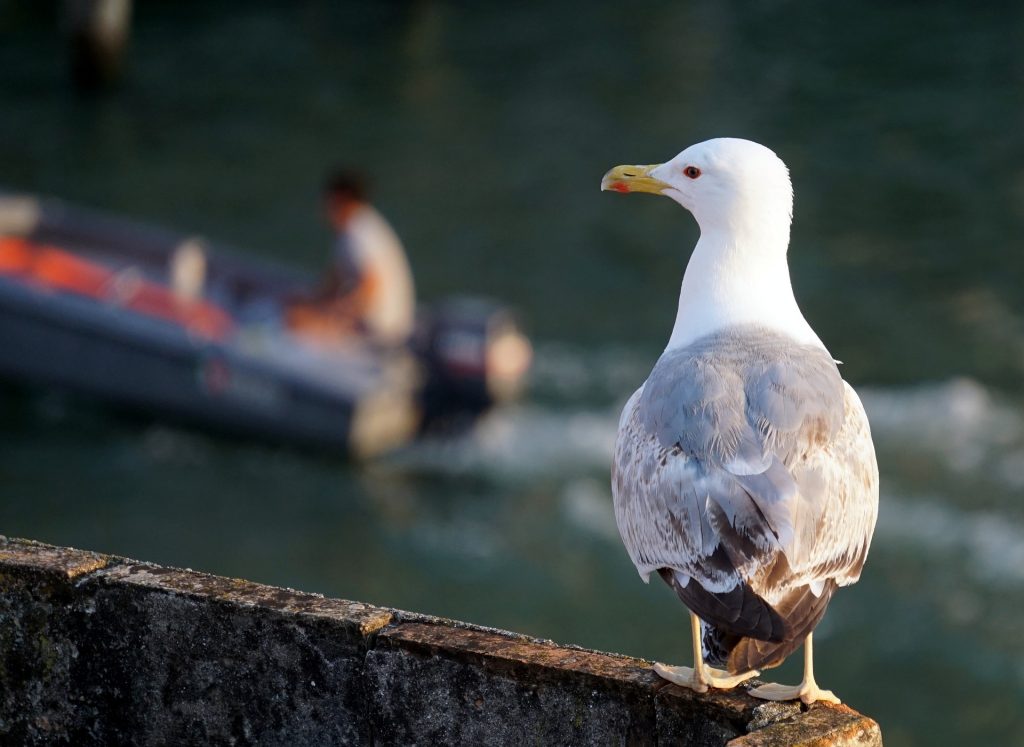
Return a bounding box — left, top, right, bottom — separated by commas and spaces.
0, 236, 34, 273
0, 236, 234, 340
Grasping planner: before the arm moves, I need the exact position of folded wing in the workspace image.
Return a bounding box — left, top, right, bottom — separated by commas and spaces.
612, 327, 879, 671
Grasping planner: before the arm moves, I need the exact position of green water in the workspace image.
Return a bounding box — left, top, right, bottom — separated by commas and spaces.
3, 3, 1024, 744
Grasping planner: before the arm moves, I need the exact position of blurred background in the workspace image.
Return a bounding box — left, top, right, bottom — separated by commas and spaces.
2, 2, 1024, 744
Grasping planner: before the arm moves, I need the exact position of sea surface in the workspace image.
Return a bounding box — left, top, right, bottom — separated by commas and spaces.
3, 3, 1024, 744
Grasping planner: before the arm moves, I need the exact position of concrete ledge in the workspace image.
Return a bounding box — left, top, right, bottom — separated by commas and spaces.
0, 536, 882, 746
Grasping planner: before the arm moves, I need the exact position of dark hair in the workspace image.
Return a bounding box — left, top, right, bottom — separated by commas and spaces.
323, 169, 368, 202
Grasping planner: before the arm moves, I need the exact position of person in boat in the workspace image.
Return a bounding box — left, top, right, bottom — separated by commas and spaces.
288, 170, 416, 346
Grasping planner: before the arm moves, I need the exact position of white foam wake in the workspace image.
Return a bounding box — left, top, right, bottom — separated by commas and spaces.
859, 378, 1022, 474
390, 404, 619, 479
877, 495, 1024, 588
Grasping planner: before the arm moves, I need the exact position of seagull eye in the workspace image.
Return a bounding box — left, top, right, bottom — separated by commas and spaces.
683, 166, 702, 179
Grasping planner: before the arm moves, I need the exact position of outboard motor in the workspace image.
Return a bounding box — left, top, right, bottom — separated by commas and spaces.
413, 298, 531, 432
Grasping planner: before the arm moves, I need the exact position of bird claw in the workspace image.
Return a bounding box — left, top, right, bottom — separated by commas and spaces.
653, 662, 759, 692
653, 663, 708, 692
748, 681, 841, 705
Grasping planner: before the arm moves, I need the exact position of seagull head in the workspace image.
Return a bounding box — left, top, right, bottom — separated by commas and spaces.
601, 138, 793, 237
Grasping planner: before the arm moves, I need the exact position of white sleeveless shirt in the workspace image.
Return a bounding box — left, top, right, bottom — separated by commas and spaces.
338, 206, 416, 344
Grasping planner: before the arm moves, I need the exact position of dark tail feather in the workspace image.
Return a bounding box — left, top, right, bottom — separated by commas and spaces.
656, 568, 838, 674
657, 567, 790, 644
707, 580, 837, 673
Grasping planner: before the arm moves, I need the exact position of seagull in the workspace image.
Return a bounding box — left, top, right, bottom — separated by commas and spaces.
602, 138, 878, 705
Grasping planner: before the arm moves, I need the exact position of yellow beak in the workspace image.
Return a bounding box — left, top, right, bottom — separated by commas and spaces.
600, 163, 670, 195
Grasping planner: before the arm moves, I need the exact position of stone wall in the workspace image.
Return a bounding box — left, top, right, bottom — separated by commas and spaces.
0, 536, 881, 745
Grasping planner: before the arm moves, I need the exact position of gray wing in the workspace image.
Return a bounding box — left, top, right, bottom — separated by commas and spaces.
611, 327, 879, 654
614, 385, 729, 587
788, 381, 878, 588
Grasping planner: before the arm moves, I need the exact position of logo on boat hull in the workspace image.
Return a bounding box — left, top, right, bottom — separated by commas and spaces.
198, 356, 284, 410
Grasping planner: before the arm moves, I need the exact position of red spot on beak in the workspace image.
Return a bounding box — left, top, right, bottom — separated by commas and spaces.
612, 182, 630, 193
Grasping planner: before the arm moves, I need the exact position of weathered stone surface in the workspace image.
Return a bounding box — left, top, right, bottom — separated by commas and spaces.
0, 536, 393, 746
0, 536, 882, 746
71, 561, 393, 745
0, 536, 113, 743
99, 561, 392, 638
0, 536, 112, 580
655, 680, 801, 745
656, 680, 880, 747
726, 702, 882, 747
366, 621, 662, 745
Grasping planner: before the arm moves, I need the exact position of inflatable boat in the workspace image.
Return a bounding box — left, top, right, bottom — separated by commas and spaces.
0, 194, 531, 457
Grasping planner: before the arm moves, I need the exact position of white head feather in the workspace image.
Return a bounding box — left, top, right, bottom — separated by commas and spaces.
604, 137, 824, 352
